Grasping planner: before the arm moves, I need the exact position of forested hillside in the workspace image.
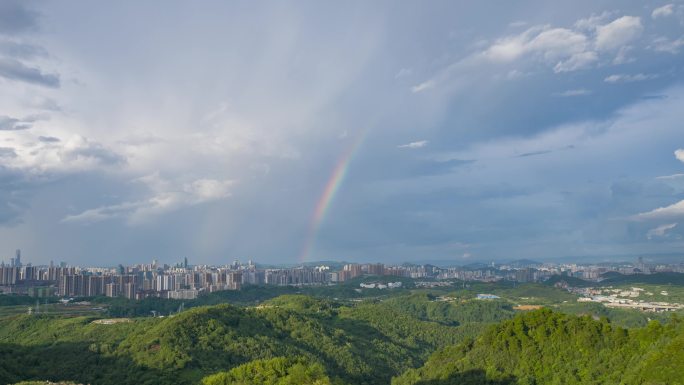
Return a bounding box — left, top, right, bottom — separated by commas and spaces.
392, 309, 684, 385
1, 295, 683, 385
0, 295, 468, 385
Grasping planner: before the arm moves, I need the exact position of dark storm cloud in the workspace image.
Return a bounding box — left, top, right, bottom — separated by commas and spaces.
0, 166, 29, 226
0, 115, 31, 131
0, 1, 39, 35
513, 145, 575, 159
0, 147, 17, 158
516, 150, 553, 158
0, 40, 48, 59
64, 142, 126, 166
0, 58, 60, 88
38, 136, 60, 143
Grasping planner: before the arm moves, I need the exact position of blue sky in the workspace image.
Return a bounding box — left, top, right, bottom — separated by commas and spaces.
1, 0, 684, 265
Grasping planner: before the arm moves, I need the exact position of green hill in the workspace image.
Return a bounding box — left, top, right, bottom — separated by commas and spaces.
2, 294, 683, 385
200, 357, 333, 385
0, 295, 467, 385
392, 309, 684, 385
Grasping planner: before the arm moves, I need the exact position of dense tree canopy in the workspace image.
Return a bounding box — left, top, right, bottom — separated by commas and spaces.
392, 309, 684, 385
0, 292, 682, 385
0, 295, 468, 385
201, 357, 334, 385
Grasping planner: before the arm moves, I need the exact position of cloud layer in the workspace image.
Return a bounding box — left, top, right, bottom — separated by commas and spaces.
0, 1, 683, 265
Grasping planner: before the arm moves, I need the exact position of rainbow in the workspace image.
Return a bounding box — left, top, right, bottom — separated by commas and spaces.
299, 131, 367, 262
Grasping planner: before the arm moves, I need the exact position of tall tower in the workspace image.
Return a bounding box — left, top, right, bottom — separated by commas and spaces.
15, 249, 21, 268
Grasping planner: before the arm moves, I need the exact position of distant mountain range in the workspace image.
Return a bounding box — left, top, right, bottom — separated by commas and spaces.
256, 252, 684, 270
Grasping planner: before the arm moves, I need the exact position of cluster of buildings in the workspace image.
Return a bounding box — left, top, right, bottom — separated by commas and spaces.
436, 267, 549, 282
572, 286, 684, 312
359, 282, 403, 289
0, 255, 452, 300
1, 255, 244, 300
436, 258, 684, 284
548, 257, 684, 280
2, 250, 684, 301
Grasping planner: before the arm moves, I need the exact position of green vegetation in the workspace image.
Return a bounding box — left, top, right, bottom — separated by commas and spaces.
90, 283, 383, 318
602, 272, 684, 286
380, 293, 515, 325
11, 382, 80, 385
201, 357, 334, 385
0, 295, 470, 385
1, 280, 683, 385
554, 301, 680, 328
0, 295, 58, 307
543, 274, 593, 288
0, 302, 105, 318
392, 309, 684, 385
485, 283, 578, 305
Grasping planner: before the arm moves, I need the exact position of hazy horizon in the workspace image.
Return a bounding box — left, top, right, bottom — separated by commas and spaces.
2, 1, 684, 265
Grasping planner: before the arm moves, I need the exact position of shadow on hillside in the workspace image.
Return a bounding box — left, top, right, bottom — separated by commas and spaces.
0, 342, 179, 385
415, 369, 517, 385
279, 315, 407, 384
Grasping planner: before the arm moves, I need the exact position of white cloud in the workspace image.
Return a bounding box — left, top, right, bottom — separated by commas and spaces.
414, 12, 657, 93
485, 26, 589, 63
635, 200, 684, 221
651, 36, 684, 54
184, 179, 233, 203
61, 201, 144, 224
647, 222, 677, 239
411, 80, 435, 93
483, 27, 539, 62
676, 148, 684, 163
553, 51, 598, 72
652, 4, 675, 19
635, 149, 684, 221
656, 173, 684, 180
398, 140, 428, 149
482, 15, 640, 73
0, 132, 125, 175
553, 89, 592, 97
595, 16, 643, 51
604, 73, 658, 83
612, 46, 634, 64
527, 28, 589, 60
62, 177, 234, 225
483, 25, 601, 74
574, 12, 613, 31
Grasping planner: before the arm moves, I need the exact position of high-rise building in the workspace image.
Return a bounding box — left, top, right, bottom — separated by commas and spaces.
515, 268, 532, 283
59, 275, 76, 296
15, 249, 21, 268
227, 271, 242, 290
367, 263, 385, 275
0, 266, 19, 285
105, 283, 119, 297
343, 264, 362, 279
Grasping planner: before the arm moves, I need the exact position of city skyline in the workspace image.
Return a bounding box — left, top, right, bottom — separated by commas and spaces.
2, 1, 684, 265
2, 247, 683, 270
3, 249, 682, 302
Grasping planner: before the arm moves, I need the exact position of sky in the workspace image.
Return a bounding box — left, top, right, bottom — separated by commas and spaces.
1, 0, 684, 266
